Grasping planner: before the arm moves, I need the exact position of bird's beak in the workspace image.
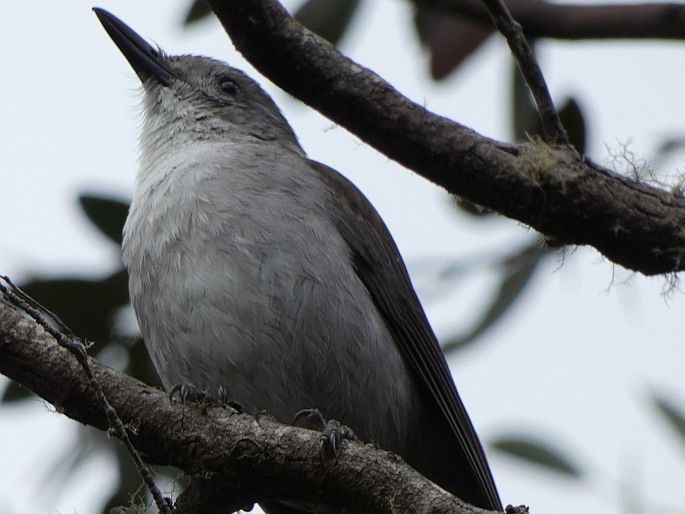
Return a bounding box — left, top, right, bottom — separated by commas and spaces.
93, 8, 174, 87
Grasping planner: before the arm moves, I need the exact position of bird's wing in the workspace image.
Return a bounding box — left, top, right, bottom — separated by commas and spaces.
308, 160, 502, 511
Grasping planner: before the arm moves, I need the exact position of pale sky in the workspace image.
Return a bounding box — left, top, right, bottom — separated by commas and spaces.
1, 1, 685, 514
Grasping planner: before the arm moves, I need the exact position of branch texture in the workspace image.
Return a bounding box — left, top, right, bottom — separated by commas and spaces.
0, 301, 499, 514
479, 0, 568, 145
421, 0, 685, 40
210, 0, 685, 275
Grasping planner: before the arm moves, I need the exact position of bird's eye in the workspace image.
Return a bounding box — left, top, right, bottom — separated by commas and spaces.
219, 79, 240, 96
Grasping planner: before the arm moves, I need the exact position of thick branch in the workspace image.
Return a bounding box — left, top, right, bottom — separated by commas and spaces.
210, 0, 685, 275
420, 0, 685, 40
0, 301, 497, 514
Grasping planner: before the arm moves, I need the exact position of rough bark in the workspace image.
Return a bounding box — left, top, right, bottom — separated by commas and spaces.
209, 0, 685, 276
0, 300, 501, 514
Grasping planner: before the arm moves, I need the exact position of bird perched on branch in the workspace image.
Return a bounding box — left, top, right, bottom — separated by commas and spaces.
95, 8, 501, 513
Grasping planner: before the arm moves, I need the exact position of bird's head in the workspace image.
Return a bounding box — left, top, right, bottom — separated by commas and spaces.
94, 8, 301, 151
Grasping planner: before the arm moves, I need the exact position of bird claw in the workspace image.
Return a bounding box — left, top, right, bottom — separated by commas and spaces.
169, 383, 202, 403
292, 408, 357, 467
169, 384, 242, 412
292, 407, 328, 430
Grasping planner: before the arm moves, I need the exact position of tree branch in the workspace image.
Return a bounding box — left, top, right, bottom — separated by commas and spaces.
418, 0, 685, 40
209, 0, 685, 276
0, 277, 172, 514
0, 299, 502, 514
478, 0, 568, 145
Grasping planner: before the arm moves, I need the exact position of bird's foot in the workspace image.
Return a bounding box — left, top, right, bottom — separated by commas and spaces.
292, 408, 357, 466
169, 384, 243, 412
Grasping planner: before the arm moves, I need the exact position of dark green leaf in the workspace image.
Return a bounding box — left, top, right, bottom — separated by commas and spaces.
493, 435, 584, 478
413, 6, 492, 80
558, 97, 586, 155
443, 241, 546, 353
1, 380, 32, 403
511, 53, 542, 142
512, 57, 586, 154
78, 194, 129, 246
294, 0, 361, 46
102, 443, 147, 514
183, 0, 213, 25
649, 135, 685, 171
651, 391, 685, 447
126, 338, 163, 387
20, 269, 130, 345
656, 136, 685, 157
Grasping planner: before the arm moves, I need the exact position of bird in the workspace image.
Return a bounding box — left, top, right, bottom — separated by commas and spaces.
94, 8, 502, 513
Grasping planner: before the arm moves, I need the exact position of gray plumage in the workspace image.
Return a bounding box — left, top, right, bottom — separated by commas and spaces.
96, 9, 501, 513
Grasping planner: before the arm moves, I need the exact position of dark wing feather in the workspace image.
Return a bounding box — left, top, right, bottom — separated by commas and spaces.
308, 160, 502, 511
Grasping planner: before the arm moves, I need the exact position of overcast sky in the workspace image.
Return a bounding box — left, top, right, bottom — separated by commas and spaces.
2, 1, 685, 514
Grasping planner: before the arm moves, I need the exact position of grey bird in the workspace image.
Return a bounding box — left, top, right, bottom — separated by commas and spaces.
94, 8, 502, 513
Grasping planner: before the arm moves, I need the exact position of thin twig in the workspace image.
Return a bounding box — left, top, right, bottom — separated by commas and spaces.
479, 0, 569, 146
0, 276, 172, 514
